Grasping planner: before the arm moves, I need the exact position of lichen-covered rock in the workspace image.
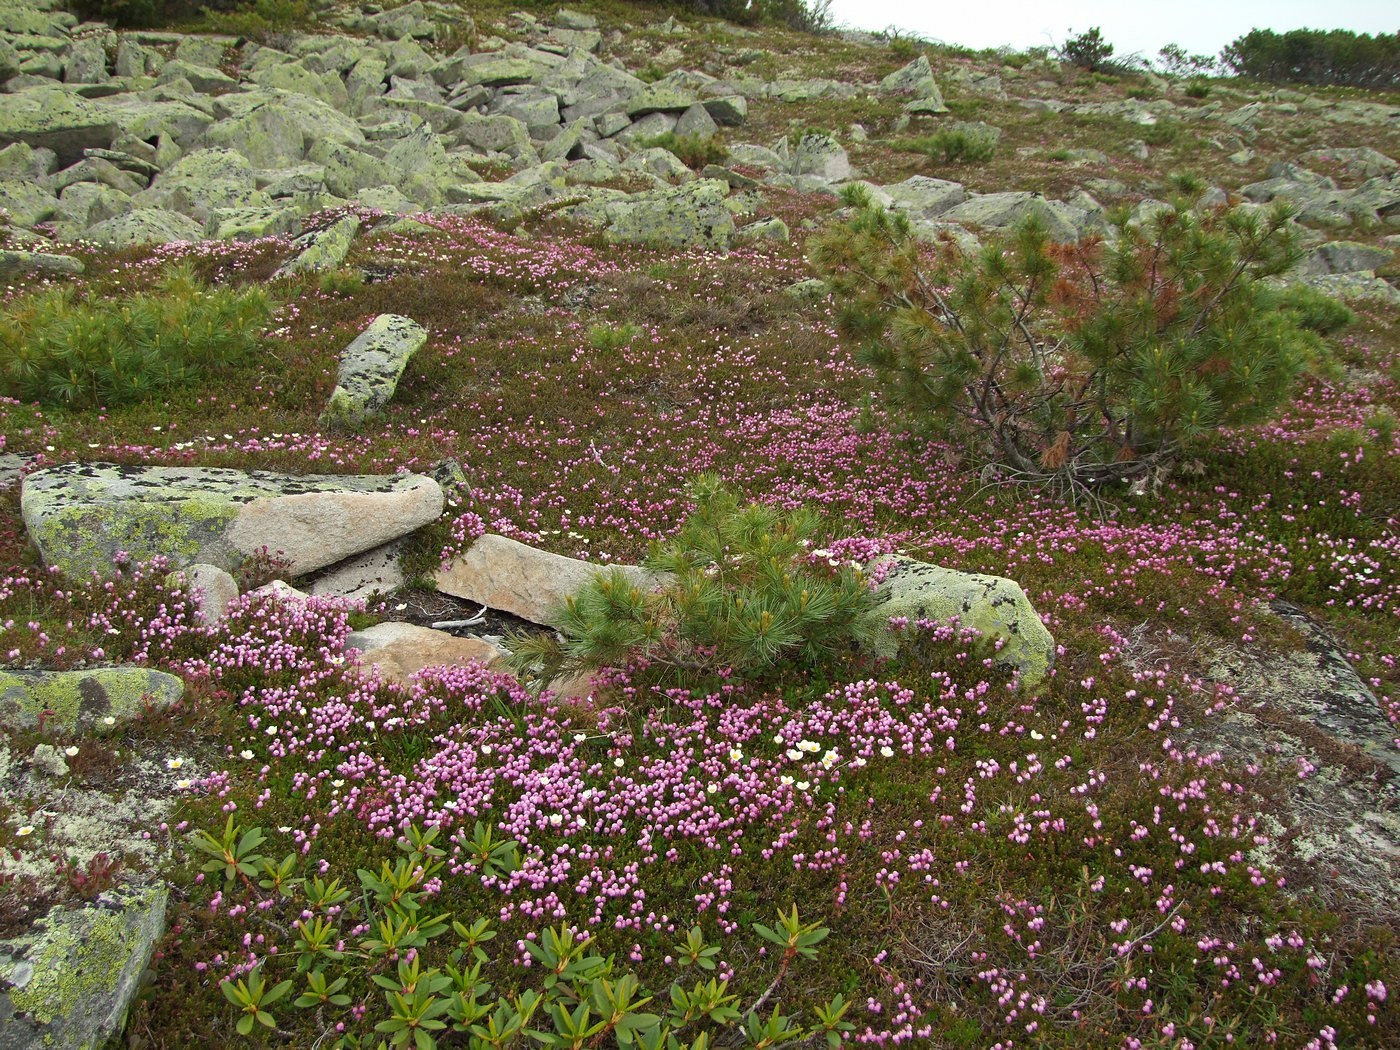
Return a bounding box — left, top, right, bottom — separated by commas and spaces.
883, 175, 968, 218
320, 314, 428, 426
0, 249, 81, 277
80, 206, 204, 247
0, 882, 167, 1050
941, 191, 1086, 243
0, 667, 184, 735
860, 556, 1055, 687
172, 563, 239, 625
205, 90, 365, 169
879, 55, 947, 110
21, 463, 444, 578
437, 534, 661, 629
1296, 240, 1394, 276
564, 178, 734, 250
0, 88, 117, 166
274, 213, 361, 277
133, 147, 273, 226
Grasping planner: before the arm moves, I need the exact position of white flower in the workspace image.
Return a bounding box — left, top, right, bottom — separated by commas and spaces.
728, 747, 744, 762
851, 756, 868, 768
239, 749, 255, 760
773, 734, 785, 744
548, 814, 564, 827
811, 549, 833, 559
798, 740, 820, 753
779, 775, 795, 787
265, 725, 277, 736
480, 744, 492, 755
786, 748, 804, 762
176, 779, 193, 790
165, 757, 184, 770
16, 825, 33, 837
613, 757, 625, 768
63, 746, 79, 758
573, 733, 588, 743
1030, 730, 1045, 741
796, 780, 811, 792
820, 749, 839, 769
707, 782, 720, 794
879, 746, 895, 759
101, 716, 116, 727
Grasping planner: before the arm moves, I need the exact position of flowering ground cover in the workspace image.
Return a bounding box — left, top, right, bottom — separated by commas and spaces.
0, 184, 1397, 1047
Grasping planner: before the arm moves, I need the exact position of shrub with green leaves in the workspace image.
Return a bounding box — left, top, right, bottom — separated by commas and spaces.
637, 132, 729, 171
507, 476, 883, 683
901, 127, 998, 164
810, 187, 1338, 493
0, 263, 273, 409
1058, 27, 1116, 72
199, 819, 853, 1048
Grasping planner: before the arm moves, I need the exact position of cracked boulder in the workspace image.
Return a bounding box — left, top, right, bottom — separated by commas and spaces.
320, 313, 428, 427
860, 556, 1055, 686
20, 463, 444, 579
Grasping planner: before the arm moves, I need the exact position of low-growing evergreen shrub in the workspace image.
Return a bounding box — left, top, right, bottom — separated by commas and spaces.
0, 264, 274, 409
1057, 27, 1115, 72
507, 475, 883, 683
637, 132, 729, 170
810, 187, 1340, 493
1221, 27, 1400, 89
901, 127, 998, 164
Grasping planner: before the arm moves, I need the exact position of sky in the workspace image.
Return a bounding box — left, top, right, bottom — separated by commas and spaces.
824, 1, 1396, 66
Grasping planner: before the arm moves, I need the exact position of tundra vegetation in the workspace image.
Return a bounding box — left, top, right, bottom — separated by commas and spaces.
0, 1, 1397, 1048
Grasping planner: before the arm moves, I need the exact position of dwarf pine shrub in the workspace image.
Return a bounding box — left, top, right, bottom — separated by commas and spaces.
810, 187, 1339, 493
903, 127, 998, 164
0, 263, 273, 409
507, 476, 883, 684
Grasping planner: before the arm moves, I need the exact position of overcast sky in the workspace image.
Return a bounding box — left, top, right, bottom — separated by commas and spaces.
825, 1, 1396, 65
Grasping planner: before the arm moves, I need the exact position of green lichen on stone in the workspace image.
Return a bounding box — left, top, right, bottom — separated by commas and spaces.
859, 556, 1054, 687
0, 668, 185, 734
277, 214, 361, 276
5, 883, 168, 1042
26, 497, 240, 578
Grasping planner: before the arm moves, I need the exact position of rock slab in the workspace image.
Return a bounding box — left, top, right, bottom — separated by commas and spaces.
21, 463, 443, 579
346, 621, 508, 684
0, 882, 168, 1050
436, 534, 660, 629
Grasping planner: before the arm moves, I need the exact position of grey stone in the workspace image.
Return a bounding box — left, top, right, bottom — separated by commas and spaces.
346, 622, 508, 684
45, 156, 146, 195
1298, 147, 1397, 180
0, 180, 56, 228
64, 36, 110, 85
176, 563, 239, 625
941, 192, 1084, 243
206, 90, 365, 169
308, 541, 405, 602
0, 884, 167, 1050
134, 147, 272, 226
734, 216, 789, 243
563, 178, 734, 249
880, 55, 945, 110
20, 463, 445, 579
1297, 241, 1394, 276
0, 142, 56, 180
775, 133, 851, 181
701, 94, 747, 126
320, 313, 428, 426
674, 102, 718, 139
156, 59, 238, 95
884, 175, 968, 218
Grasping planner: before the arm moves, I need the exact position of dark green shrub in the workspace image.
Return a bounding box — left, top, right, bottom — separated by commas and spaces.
637, 132, 729, 171
506, 476, 883, 683
0, 264, 274, 409
1058, 27, 1115, 72
1158, 43, 1217, 77
1141, 121, 1181, 146
1220, 28, 1400, 89
1183, 77, 1212, 98
1276, 284, 1355, 334
901, 127, 998, 164
810, 188, 1329, 493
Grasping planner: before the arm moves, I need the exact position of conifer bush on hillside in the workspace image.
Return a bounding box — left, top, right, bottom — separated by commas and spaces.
1221, 28, 1400, 89
810, 188, 1346, 494
507, 475, 883, 685
0, 264, 274, 409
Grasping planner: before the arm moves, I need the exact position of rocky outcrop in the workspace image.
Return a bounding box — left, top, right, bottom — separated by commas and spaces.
320, 313, 429, 426
21, 463, 444, 579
